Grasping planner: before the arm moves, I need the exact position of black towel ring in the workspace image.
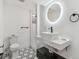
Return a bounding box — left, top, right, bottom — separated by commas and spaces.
69, 13, 79, 23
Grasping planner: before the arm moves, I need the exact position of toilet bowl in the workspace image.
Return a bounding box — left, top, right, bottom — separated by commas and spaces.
10, 43, 20, 52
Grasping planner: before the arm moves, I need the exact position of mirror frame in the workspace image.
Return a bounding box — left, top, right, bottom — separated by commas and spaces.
45, 1, 64, 25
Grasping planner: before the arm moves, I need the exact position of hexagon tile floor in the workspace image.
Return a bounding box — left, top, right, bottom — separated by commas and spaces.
12, 48, 37, 59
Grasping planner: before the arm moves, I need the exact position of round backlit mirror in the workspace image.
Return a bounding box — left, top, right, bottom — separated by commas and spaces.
46, 2, 63, 25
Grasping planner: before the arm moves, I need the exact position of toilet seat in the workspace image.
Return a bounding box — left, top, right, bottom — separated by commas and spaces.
10, 43, 20, 52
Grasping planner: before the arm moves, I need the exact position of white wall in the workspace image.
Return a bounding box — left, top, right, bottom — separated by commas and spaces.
0, 0, 4, 45
54, 0, 79, 59
4, 0, 31, 48
4, 0, 38, 49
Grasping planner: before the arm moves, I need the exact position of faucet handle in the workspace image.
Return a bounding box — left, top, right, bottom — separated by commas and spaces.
48, 26, 53, 33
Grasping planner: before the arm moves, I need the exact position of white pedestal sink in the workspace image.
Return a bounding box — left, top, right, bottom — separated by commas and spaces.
41, 32, 71, 51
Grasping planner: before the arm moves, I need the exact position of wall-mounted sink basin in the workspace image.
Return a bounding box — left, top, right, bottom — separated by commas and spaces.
52, 38, 69, 44
41, 32, 71, 50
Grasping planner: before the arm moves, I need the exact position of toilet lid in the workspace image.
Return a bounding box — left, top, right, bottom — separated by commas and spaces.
10, 43, 20, 49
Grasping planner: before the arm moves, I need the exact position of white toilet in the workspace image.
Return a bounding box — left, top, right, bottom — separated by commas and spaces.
10, 43, 20, 59
9, 34, 20, 52
10, 43, 20, 52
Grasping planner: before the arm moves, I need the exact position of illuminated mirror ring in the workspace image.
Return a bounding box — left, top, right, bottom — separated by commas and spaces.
46, 1, 64, 25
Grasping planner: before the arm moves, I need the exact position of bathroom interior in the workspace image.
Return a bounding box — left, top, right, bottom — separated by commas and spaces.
0, 0, 79, 59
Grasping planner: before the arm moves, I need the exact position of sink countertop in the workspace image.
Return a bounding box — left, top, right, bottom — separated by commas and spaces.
36, 36, 71, 51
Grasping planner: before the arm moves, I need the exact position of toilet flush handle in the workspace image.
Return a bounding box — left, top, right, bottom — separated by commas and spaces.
20, 26, 29, 29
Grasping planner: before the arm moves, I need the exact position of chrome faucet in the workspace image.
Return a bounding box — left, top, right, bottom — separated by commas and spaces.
48, 26, 53, 33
